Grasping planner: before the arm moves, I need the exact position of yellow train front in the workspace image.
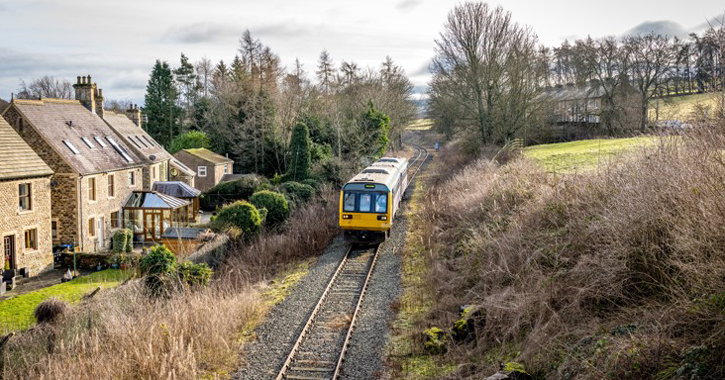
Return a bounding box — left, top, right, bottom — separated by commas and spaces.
339, 157, 409, 244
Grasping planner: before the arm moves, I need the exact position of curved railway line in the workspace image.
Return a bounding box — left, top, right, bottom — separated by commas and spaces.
274, 143, 429, 380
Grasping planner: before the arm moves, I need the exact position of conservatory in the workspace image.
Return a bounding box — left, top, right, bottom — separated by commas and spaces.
123, 191, 191, 243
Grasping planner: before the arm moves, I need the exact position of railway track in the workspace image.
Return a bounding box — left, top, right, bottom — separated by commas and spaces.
275, 142, 428, 380
275, 244, 381, 380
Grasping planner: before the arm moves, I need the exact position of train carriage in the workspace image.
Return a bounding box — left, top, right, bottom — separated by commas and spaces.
339, 156, 409, 243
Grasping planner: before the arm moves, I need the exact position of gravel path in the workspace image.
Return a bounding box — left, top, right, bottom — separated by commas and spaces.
233, 235, 349, 380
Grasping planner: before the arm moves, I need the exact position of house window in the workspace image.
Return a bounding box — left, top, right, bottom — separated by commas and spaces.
88, 218, 96, 237
108, 175, 115, 197
153, 166, 157, 180
111, 211, 121, 229
24, 229, 37, 250
19, 183, 32, 211
88, 177, 96, 201
224, 165, 228, 174
128, 171, 136, 186
51, 220, 58, 240
198, 166, 207, 177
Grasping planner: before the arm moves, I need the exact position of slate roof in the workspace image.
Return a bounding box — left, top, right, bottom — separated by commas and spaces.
152, 181, 202, 198
11, 99, 144, 175
123, 191, 189, 209
170, 158, 195, 177
103, 111, 172, 163
0, 117, 53, 181
162, 227, 207, 239
182, 148, 232, 164
219, 174, 252, 183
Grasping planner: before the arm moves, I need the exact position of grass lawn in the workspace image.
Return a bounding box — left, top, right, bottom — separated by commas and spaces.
407, 119, 434, 131
0, 269, 133, 333
650, 92, 720, 121
523, 137, 656, 173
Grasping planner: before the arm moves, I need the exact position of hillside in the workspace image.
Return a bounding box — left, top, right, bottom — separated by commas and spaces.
650, 92, 721, 121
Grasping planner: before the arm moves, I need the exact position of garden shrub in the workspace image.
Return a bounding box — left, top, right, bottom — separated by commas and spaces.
212, 201, 262, 236
124, 229, 133, 252
301, 178, 319, 190
176, 261, 213, 287
140, 245, 176, 275
281, 181, 315, 204
200, 175, 267, 211
112, 230, 127, 253
250, 190, 290, 226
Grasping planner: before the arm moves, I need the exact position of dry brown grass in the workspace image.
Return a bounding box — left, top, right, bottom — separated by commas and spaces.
413, 123, 725, 379
1, 190, 340, 380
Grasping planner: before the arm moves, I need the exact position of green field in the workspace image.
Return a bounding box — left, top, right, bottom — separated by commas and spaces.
407, 119, 434, 131
523, 137, 656, 173
650, 92, 720, 121
0, 269, 133, 333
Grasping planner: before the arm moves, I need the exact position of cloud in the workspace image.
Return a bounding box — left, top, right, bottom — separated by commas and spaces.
411, 58, 432, 77
624, 20, 689, 39
163, 22, 244, 44
396, 0, 422, 11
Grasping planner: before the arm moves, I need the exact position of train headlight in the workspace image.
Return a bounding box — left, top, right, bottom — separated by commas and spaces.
377, 215, 388, 221
342, 214, 353, 219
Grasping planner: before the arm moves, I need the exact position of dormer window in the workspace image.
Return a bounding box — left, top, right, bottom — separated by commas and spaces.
106, 136, 134, 163
63, 140, 80, 155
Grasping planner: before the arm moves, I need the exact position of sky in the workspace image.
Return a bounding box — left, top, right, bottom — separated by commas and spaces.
0, 0, 722, 105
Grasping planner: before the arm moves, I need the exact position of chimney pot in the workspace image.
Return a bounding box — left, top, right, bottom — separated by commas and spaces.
77, 76, 81, 84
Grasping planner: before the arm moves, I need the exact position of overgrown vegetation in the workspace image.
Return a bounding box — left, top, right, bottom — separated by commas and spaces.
394, 122, 725, 379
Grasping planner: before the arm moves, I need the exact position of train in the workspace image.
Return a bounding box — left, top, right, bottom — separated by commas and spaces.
339, 156, 409, 243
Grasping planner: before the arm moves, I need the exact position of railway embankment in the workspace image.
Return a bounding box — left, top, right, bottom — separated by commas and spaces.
386, 125, 725, 379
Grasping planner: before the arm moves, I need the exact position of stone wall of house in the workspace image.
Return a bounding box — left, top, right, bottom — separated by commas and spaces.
51, 174, 79, 247
169, 164, 195, 188
0, 176, 54, 276
77, 167, 143, 252
173, 151, 217, 191
142, 160, 170, 190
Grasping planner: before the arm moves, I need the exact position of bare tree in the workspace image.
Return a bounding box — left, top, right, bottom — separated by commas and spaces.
429, 2, 541, 144
16, 76, 73, 99
623, 33, 673, 131
315, 50, 335, 94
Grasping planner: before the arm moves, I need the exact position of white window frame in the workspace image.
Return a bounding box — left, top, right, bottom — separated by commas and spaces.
198, 166, 207, 177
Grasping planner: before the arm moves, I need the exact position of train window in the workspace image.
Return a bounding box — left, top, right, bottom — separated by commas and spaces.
344, 193, 356, 212
375, 194, 387, 213
359, 194, 372, 212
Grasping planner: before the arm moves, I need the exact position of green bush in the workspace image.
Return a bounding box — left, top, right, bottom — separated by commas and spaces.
139, 245, 177, 275
313, 156, 345, 187
124, 229, 133, 252
176, 261, 213, 286
424, 326, 447, 355
112, 230, 127, 253
250, 190, 290, 226
212, 201, 262, 236
200, 175, 267, 211
301, 178, 319, 190
281, 181, 315, 204
286, 122, 312, 181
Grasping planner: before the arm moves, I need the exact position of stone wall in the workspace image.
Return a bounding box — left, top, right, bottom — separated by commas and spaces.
142, 160, 170, 190
0, 176, 54, 276
77, 167, 143, 252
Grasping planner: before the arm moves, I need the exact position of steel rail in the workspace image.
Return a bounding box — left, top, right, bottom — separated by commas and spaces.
331, 244, 381, 379
274, 244, 354, 380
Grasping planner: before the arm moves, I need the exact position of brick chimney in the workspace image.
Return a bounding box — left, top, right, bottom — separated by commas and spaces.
73, 75, 96, 114
94, 87, 105, 119
126, 104, 142, 127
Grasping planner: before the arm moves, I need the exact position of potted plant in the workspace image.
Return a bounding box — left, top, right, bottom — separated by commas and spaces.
119, 254, 129, 270
96, 262, 103, 271
109, 254, 120, 269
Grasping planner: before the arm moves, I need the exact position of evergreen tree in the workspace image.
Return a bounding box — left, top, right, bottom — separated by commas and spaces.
360, 101, 390, 158
145, 60, 181, 146
287, 122, 312, 181
174, 53, 198, 131
167, 130, 212, 154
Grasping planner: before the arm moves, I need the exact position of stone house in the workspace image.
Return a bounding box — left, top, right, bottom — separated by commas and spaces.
102, 106, 172, 189
0, 118, 54, 278
173, 148, 233, 192
169, 158, 196, 188
2, 76, 146, 253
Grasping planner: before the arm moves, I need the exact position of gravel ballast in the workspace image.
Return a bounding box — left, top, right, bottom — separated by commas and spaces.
233, 236, 349, 380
